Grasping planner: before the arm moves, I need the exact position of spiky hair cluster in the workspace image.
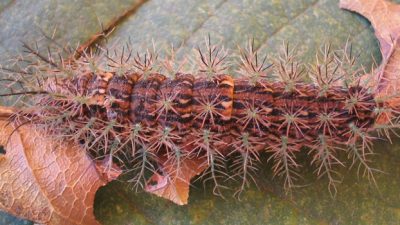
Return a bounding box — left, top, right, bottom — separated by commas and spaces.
1, 37, 399, 199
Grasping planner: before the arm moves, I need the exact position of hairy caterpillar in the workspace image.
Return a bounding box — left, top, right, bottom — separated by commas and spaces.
0, 37, 398, 198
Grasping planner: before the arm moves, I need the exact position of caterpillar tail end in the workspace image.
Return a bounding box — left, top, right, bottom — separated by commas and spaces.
375, 38, 400, 125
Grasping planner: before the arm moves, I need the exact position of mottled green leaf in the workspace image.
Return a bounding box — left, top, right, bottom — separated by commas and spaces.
0, 0, 145, 63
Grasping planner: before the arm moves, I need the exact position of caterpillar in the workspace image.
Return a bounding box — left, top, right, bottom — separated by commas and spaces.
0, 37, 398, 198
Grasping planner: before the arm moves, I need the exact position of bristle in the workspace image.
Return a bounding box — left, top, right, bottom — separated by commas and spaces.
188, 129, 228, 197
309, 43, 343, 96
153, 86, 179, 122
196, 35, 229, 79
234, 98, 272, 136
148, 126, 181, 154
267, 135, 301, 191
277, 100, 310, 138
132, 50, 159, 77
308, 134, 344, 197
159, 45, 188, 78
164, 145, 186, 179
237, 38, 272, 85
192, 92, 224, 129
274, 42, 305, 93
228, 132, 262, 199
314, 104, 343, 137
127, 144, 157, 191
4, 38, 400, 200
345, 122, 379, 184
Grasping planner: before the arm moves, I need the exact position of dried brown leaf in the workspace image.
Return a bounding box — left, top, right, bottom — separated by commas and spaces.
340, 0, 400, 58
145, 157, 207, 205
0, 106, 121, 225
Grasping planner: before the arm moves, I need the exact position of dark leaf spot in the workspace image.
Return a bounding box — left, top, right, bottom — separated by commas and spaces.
0, 145, 6, 155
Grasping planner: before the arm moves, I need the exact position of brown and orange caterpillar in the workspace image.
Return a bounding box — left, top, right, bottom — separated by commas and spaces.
0, 37, 398, 198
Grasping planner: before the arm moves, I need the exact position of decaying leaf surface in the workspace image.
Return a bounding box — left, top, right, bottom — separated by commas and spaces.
340, 0, 400, 58
145, 158, 208, 205
340, 0, 400, 104
0, 107, 120, 225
